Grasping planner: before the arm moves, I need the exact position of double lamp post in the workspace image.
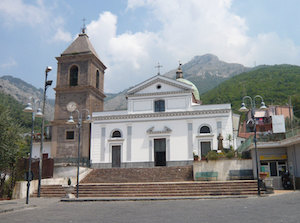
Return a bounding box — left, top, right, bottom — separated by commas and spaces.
239, 95, 267, 196
66, 102, 91, 198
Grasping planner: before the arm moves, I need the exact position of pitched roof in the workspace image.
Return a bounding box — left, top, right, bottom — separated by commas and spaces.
127, 74, 193, 95
61, 33, 100, 58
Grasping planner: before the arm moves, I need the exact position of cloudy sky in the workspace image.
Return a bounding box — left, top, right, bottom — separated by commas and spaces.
0, 0, 300, 98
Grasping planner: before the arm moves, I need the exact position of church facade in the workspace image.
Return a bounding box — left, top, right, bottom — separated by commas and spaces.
90, 67, 234, 168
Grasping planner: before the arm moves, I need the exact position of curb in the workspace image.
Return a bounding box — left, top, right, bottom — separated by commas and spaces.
60, 195, 255, 202
0, 205, 36, 214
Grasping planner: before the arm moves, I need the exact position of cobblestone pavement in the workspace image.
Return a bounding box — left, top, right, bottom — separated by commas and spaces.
0, 191, 299, 223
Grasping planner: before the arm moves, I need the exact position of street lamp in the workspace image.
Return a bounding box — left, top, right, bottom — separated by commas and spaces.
66, 102, 91, 198
37, 66, 52, 197
23, 98, 43, 204
239, 95, 267, 196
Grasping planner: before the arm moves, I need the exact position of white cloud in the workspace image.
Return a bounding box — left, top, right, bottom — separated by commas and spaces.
126, 0, 147, 10
87, 0, 300, 93
87, 12, 161, 92
0, 0, 47, 26
0, 0, 71, 43
0, 57, 17, 69
53, 28, 72, 42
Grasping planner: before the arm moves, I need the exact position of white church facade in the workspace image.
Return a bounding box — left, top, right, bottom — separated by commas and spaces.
90, 67, 234, 168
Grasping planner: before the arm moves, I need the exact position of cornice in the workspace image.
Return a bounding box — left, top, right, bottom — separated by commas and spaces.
127, 90, 192, 98
56, 53, 106, 70
54, 85, 106, 99
93, 109, 231, 121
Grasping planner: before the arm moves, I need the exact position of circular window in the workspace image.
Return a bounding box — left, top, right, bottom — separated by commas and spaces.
156, 84, 162, 89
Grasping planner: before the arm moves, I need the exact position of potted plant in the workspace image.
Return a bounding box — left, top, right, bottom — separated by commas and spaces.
259, 172, 268, 180
201, 155, 207, 161
193, 151, 199, 161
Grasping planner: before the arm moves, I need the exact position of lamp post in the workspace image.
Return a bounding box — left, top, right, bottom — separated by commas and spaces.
37, 66, 52, 198
23, 98, 43, 204
239, 95, 267, 196
66, 102, 90, 198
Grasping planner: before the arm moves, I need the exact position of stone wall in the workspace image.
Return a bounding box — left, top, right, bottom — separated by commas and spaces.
193, 159, 253, 181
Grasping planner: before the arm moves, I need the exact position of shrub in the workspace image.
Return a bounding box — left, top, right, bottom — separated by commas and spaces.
225, 150, 235, 159
206, 151, 218, 160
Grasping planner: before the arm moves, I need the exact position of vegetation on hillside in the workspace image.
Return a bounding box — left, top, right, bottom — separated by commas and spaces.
201, 65, 300, 118
0, 92, 43, 130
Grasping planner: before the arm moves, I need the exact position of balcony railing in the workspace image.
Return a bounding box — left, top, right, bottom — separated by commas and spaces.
237, 127, 300, 152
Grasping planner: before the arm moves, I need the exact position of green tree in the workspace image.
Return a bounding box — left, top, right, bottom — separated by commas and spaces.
292, 94, 300, 119
0, 104, 26, 198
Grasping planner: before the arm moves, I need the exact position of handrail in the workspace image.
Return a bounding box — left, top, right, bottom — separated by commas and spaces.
237, 127, 300, 152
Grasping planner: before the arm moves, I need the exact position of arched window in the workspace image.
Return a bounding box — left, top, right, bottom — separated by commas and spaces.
112, 130, 122, 138
96, 70, 100, 89
200, 125, 211, 134
69, 66, 78, 86
154, 100, 165, 112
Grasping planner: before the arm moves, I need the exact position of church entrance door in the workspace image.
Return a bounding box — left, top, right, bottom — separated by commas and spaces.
154, 138, 166, 166
112, 145, 121, 168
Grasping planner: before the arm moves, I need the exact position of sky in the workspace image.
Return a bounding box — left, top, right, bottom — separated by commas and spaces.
0, 0, 300, 99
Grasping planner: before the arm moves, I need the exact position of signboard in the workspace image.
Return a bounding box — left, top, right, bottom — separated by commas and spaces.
260, 155, 287, 161
272, 115, 286, 133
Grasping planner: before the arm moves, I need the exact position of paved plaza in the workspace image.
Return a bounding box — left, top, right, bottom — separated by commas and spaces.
0, 191, 299, 223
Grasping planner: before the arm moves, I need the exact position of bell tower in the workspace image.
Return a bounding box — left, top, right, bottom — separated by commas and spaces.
51, 31, 106, 165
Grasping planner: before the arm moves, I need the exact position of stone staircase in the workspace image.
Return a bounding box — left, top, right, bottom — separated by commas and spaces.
81, 166, 193, 183
76, 181, 259, 197
32, 185, 67, 197
33, 166, 263, 198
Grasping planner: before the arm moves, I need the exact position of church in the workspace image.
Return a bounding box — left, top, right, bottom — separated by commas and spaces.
90, 66, 234, 168
49, 29, 234, 169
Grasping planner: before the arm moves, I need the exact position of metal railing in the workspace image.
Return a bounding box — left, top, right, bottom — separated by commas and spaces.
237, 127, 300, 152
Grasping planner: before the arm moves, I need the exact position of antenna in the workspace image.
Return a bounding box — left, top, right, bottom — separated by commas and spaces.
155, 62, 163, 75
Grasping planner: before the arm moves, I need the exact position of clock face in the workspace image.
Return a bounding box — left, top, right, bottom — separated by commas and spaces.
67, 101, 77, 112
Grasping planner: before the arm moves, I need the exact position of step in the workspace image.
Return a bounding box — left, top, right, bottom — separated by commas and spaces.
81, 166, 194, 183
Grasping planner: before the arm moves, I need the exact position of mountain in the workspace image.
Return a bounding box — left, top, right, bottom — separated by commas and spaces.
104, 54, 250, 110
0, 75, 54, 120
164, 54, 250, 94
104, 90, 128, 111
201, 64, 300, 117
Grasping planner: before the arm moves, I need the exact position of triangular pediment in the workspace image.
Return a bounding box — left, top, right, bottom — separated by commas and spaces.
127, 75, 193, 96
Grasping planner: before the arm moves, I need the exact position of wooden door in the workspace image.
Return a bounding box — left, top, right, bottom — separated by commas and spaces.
112, 146, 121, 168
154, 138, 166, 166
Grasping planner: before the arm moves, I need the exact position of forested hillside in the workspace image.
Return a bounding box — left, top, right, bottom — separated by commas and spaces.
0, 92, 43, 131
201, 65, 300, 117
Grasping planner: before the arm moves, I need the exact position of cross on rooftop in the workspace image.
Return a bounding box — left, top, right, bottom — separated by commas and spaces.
82, 18, 86, 34
155, 62, 163, 75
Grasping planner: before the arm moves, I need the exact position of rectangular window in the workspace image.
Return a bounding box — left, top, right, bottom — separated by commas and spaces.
154, 100, 165, 112
66, 131, 74, 140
